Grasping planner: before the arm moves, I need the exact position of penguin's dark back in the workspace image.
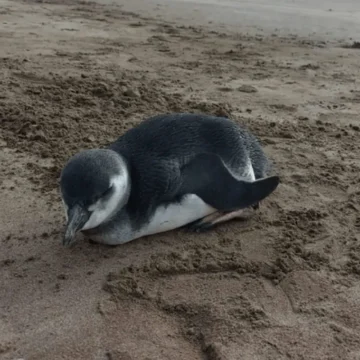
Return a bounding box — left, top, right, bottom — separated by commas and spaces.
109, 113, 256, 163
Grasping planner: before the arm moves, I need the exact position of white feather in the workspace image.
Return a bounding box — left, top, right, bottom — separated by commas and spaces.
244, 160, 256, 181
81, 173, 129, 231
134, 194, 216, 238
226, 159, 256, 182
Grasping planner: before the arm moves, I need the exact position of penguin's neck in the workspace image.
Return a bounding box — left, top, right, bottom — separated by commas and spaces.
81, 155, 134, 243
81, 152, 131, 232
112, 153, 131, 213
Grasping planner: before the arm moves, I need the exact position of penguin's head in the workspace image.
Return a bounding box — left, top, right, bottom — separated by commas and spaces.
60, 149, 130, 246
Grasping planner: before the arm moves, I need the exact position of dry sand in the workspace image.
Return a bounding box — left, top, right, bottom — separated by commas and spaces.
1, 0, 360, 359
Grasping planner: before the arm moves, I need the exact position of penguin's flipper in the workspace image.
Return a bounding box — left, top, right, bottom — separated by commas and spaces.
179, 153, 280, 212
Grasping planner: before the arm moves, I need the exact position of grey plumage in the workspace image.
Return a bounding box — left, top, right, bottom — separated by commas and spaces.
60, 112, 279, 246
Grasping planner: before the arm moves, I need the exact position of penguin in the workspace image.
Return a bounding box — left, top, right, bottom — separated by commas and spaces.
60, 113, 279, 246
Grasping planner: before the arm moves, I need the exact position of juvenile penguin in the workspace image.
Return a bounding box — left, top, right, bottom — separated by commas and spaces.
60, 113, 279, 246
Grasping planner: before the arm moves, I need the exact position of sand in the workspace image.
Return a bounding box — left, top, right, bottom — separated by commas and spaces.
1, 0, 360, 359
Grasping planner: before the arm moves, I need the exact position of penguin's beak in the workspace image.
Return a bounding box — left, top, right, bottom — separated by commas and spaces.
63, 205, 90, 247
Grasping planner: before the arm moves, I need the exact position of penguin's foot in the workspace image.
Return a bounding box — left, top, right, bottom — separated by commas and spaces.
88, 238, 98, 245
185, 208, 253, 233
185, 212, 223, 232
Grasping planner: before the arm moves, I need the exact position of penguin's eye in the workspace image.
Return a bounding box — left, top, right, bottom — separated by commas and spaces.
91, 186, 113, 205
101, 186, 113, 199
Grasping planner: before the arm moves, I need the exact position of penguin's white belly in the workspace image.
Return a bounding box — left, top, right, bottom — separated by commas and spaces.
135, 194, 216, 239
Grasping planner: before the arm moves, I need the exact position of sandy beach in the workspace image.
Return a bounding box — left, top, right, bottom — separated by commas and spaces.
1, 0, 360, 359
